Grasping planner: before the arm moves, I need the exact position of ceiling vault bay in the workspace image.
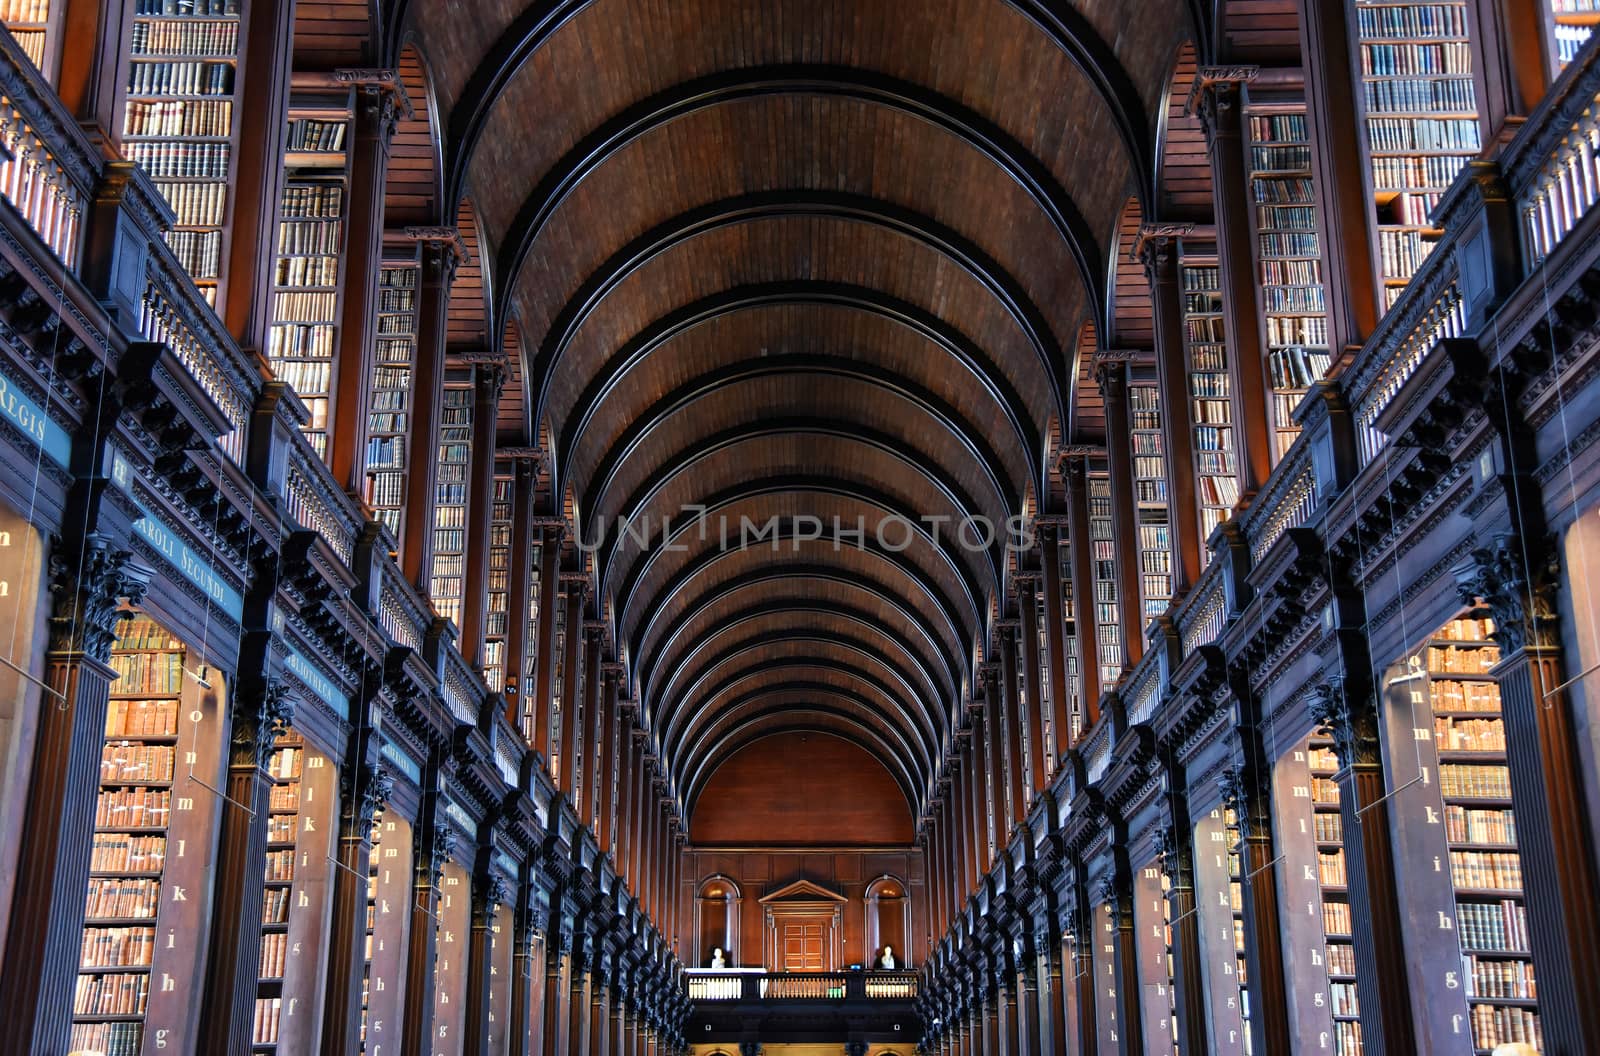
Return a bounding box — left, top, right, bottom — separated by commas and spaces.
411, 0, 1192, 827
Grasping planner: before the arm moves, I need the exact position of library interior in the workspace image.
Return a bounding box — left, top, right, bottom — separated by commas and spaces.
2, 1, 1600, 1054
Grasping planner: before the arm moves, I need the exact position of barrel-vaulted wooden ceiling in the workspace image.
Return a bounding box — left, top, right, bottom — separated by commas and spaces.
369, 0, 1261, 827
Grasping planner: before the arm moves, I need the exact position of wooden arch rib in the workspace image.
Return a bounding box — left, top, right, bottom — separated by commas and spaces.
489, 66, 1107, 335
555, 283, 1041, 495
385, 44, 443, 228
442, 0, 1153, 216
524, 191, 1072, 493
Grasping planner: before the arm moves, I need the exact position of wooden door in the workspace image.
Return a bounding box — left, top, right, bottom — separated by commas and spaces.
780, 921, 825, 970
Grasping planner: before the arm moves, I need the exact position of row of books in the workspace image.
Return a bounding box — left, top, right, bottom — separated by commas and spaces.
1186, 316, 1224, 344
259, 931, 288, 979
114, 620, 182, 652
102, 742, 175, 783
1250, 144, 1312, 172
1312, 775, 1341, 805
105, 698, 180, 738
95, 789, 171, 829
433, 505, 467, 529
367, 442, 406, 475
1464, 954, 1537, 1000
75, 971, 150, 1016
0, 0, 48, 21
277, 219, 344, 255
254, 997, 283, 1045
1258, 231, 1321, 258
1253, 176, 1314, 206
1194, 426, 1236, 453
1258, 256, 1322, 286
128, 60, 234, 97
1265, 314, 1329, 347
1269, 346, 1333, 389
276, 254, 340, 287
281, 182, 342, 218
1378, 227, 1433, 281
129, 17, 238, 55
1450, 850, 1523, 890
268, 323, 336, 358
1429, 677, 1502, 711
1328, 980, 1359, 1018
1356, 4, 1468, 39
153, 179, 225, 227
1319, 850, 1348, 886
377, 339, 416, 365
266, 814, 294, 844
1556, 24, 1594, 65
1360, 42, 1473, 78
1457, 898, 1529, 953
91, 833, 166, 874
111, 651, 184, 695
1367, 116, 1481, 152
263, 885, 291, 925
81, 925, 157, 969
270, 358, 330, 393
1440, 763, 1512, 799
1471, 1004, 1542, 1050
1330, 1020, 1362, 1056
287, 118, 347, 154
1322, 901, 1352, 936
1388, 191, 1442, 227
1364, 75, 1476, 115
1181, 265, 1221, 292
266, 745, 303, 780
135, 0, 240, 13
125, 98, 232, 139
1192, 397, 1233, 426
1435, 716, 1506, 752
377, 312, 415, 336
272, 290, 336, 321
1429, 644, 1499, 674
1256, 203, 1317, 231
1314, 811, 1344, 844
1326, 942, 1357, 977
1371, 152, 1473, 190
1198, 474, 1241, 509
264, 848, 295, 883
85, 878, 161, 921
1248, 113, 1307, 143
69, 1021, 143, 1056
1446, 805, 1517, 846
164, 228, 221, 278
1261, 286, 1327, 314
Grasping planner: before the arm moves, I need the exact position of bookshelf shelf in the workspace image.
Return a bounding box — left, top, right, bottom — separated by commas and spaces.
1087, 472, 1121, 686
484, 468, 514, 692
253, 730, 308, 1053
1129, 370, 1173, 621
429, 381, 473, 628
1546, 1, 1599, 71
0, 0, 54, 71
1178, 250, 1237, 550
1353, 0, 1482, 312
1245, 97, 1333, 463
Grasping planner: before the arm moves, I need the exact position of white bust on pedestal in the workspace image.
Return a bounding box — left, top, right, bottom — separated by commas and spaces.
879, 945, 896, 970
710, 946, 726, 969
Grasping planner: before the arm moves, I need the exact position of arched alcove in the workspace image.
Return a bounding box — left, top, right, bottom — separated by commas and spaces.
865, 875, 911, 969
695, 874, 742, 967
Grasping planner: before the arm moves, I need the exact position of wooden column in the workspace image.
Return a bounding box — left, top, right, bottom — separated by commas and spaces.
1015, 950, 1041, 1056
1468, 0, 1547, 139
984, 666, 1010, 851
508, 877, 535, 1056
328, 77, 400, 494
1457, 535, 1600, 1053
569, 942, 594, 1056
955, 730, 976, 896
0, 542, 148, 1055
1193, 68, 1272, 498
542, 913, 571, 1056
592, 974, 612, 1056
579, 626, 604, 827
1136, 231, 1202, 595
1016, 576, 1049, 796
609, 979, 627, 1056
457, 361, 506, 666
1293, 0, 1381, 359
1092, 352, 1147, 670
1220, 699, 1293, 1056
462, 870, 504, 1056
1105, 857, 1145, 1055
195, 662, 293, 1056
401, 776, 446, 1056
320, 718, 388, 1055
219, 0, 294, 342
598, 665, 622, 854
1061, 452, 1100, 725
998, 624, 1028, 826
528, 524, 564, 759
1068, 883, 1097, 1056
56, 0, 132, 135
614, 706, 637, 878
628, 732, 647, 885
1157, 776, 1210, 1056
400, 238, 459, 585
503, 456, 537, 727
557, 579, 589, 794
1037, 525, 1074, 766
1037, 927, 1070, 1056
970, 702, 994, 869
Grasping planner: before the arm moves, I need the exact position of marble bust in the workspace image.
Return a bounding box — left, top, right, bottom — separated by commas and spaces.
710, 946, 726, 968
879, 945, 896, 970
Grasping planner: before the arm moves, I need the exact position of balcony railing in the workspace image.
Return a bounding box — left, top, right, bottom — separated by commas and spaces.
686, 971, 918, 1002
1509, 34, 1600, 267
0, 28, 91, 269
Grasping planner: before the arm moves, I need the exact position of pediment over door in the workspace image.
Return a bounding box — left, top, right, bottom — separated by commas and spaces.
758, 879, 848, 905
760, 880, 847, 970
